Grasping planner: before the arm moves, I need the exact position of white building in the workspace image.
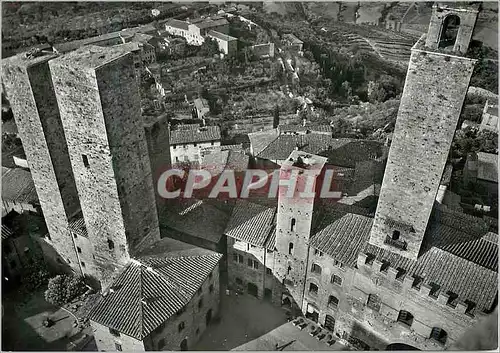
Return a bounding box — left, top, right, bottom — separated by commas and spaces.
170, 124, 221, 164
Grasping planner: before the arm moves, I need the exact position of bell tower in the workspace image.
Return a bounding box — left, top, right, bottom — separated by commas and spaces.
368, 2, 479, 261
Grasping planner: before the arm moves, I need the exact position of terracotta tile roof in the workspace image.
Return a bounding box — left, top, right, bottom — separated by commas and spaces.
165, 19, 189, 31
1, 167, 38, 204
69, 216, 88, 238
476, 152, 498, 183
364, 243, 497, 312
194, 18, 228, 29
310, 213, 373, 267
278, 124, 331, 134
159, 199, 229, 244
363, 207, 498, 312
248, 129, 279, 156
170, 125, 221, 145
225, 200, 277, 249
207, 30, 237, 42
88, 250, 221, 339
1, 224, 13, 240
257, 135, 351, 161
318, 140, 386, 168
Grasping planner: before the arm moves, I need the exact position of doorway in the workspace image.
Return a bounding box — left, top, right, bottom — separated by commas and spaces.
180, 338, 188, 351
324, 315, 335, 332
305, 303, 319, 323
206, 309, 212, 325
247, 282, 258, 297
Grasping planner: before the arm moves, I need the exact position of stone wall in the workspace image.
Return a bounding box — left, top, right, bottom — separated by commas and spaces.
369, 49, 476, 260
91, 321, 146, 351
2, 54, 82, 276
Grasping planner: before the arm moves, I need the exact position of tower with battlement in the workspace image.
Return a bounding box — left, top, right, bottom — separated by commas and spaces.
2, 51, 85, 275
49, 46, 161, 287
368, 3, 479, 260
273, 150, 327, 312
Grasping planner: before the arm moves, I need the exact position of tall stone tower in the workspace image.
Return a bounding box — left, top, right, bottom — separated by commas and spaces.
273, 150, 327, 312
49, 46, 161, 286
368, 3, 479, 260
2, 51, 84, 275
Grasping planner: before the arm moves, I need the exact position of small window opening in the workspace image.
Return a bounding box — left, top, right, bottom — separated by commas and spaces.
82, 154, 90, 168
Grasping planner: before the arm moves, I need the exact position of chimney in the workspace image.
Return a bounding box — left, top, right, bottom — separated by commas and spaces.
302, 118, 307, 127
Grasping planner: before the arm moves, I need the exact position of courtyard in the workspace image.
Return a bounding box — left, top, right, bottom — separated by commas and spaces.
194, 290, 348, 351
2, 289, 89, 351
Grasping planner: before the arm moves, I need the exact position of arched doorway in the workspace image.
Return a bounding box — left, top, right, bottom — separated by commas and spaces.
180, 338, 188, 351
439, 15, 460, 49
247, 282, 258, 297
281, 293, 292, 308
206, 309, 212, 325
386, 343, 420, 350
305, 303, 319, 323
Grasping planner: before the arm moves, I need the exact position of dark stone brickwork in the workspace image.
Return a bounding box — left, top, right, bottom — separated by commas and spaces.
2, 54, 82, 275
49, 47, 160, 287
369, 49, 476, 261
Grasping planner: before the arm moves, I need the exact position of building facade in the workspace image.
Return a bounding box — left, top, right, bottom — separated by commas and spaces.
169, 124, 221, 164
224, 4, 498, 350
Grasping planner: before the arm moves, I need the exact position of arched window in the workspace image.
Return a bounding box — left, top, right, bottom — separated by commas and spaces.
331, 275, 343, 286
308, 282, 319, 295
430, 327, 447, 345
288, 242, 294, 255
328, 295, 339, 309
311, 263, 322, 274
291, 218, 296, 232
397, 310, 414, 327
439, 15, 460, 49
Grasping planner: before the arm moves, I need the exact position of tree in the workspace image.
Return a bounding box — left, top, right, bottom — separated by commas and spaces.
273, 105, 280, 128
45, 274, 86, 306
198, 38, 220, 57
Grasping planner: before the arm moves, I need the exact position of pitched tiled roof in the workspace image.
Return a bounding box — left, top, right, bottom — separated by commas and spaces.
193, 98, 209, 111
194, 18, 228, 29
159, 199, 229, 243
363, 207, 498, 312
170, 125, 221, 145
278, 124, 331, 134
1, 224, 13, 240
310, 213, 373, 267
88, 249, 221, 340
257, 134, 351, 161
225, 200, 277, 249
69, 216, 88, 238
476, 152, 498, 183
1, 167, 38, 204
318, 140, 386, 168
248, 129, 279, 156
208, 30, 237, 42
364, 243, 497, 312
165, 19, 190, 31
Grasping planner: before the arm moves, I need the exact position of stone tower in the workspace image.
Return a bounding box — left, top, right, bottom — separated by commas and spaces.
368, 3, 479, 260
49, 46, 161, 286
2, 51, 84, 275
273, 150, 327, 311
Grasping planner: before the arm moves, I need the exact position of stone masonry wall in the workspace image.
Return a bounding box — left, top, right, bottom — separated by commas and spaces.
95, 57, 161, 254
425, 6, 478, 54
92, 321, 145, 351
369, 50, 476, 260
148, 264, 221, 351
2, 55, 82, 275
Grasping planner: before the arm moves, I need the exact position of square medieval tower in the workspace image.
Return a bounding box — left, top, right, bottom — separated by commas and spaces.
49, 46, 161, 286
368, 3, 479, 260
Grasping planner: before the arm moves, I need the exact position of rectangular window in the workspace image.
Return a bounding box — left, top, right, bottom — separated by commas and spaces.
77, 247, 82, 253
233, 253, 238, 262
331, 275, 342, 286
82, 154, 90, 168
247, 258, 253, 267
266, 268, 272, 275
367, 294, 381, 312
253, 260, 259, 270
238, 254, 244, 263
